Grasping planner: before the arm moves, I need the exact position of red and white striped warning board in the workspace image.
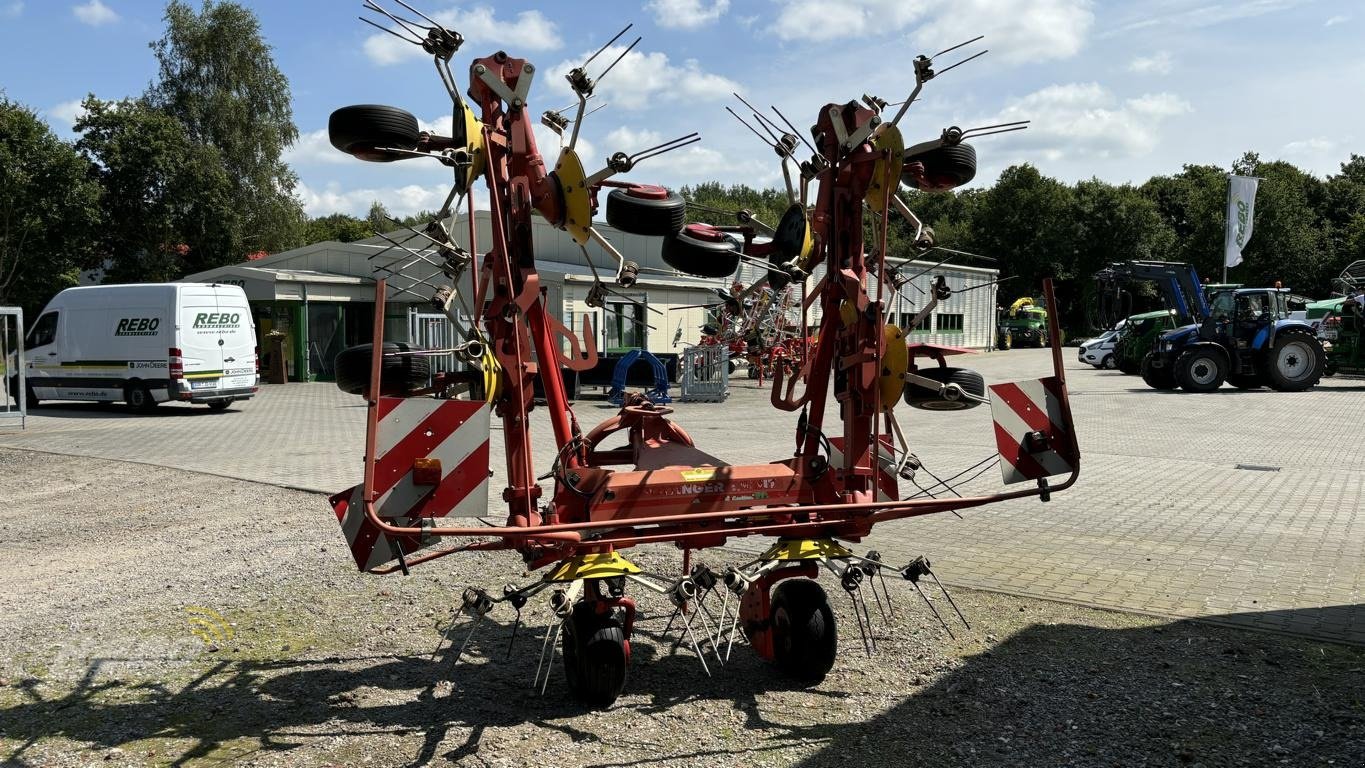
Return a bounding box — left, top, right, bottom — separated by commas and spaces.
329, 396, 490, 571
988, 376, 1077, 485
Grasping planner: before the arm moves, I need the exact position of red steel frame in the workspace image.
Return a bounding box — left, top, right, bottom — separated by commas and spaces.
357, 57, 1081, 568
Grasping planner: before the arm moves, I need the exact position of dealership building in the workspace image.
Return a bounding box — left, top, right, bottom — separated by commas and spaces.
185, 212, 1001, 382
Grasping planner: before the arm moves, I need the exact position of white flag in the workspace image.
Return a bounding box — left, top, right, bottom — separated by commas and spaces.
1224, 175, 1258, 268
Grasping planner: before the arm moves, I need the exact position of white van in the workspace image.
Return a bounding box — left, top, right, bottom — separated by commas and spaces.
8, 283, 259, 411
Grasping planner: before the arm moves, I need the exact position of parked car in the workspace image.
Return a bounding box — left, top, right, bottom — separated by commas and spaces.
6, 283, 259, 411
1078, 325, 1123, 369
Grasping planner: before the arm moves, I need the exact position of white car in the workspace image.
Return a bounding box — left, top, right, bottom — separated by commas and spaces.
8, 283, 259, 411
1078, 327, 1122, 369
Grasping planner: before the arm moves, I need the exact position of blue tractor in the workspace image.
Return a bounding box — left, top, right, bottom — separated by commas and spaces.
1141, 286, 1326, 392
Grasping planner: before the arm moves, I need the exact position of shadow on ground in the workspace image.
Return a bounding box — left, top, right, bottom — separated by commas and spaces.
2, 609, 1362, 767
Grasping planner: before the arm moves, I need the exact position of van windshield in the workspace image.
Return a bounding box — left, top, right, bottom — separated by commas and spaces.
26, 312, 58, 348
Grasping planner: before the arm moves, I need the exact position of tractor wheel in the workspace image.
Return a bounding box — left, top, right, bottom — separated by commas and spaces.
659, 224, 741, 278
605, 187, 686, 236
902, 143, 977, 191
334, 342, 431, 397
124, 382, 158, 413
1101, 354, 1117, 370
1263, 330, 1326, 392
996, 331, 1011, 351
770, 579, 837, 683
1140, 352, 1178, 391
562, 604, 629, 708
1227, 372, 1263, 389
328, 105, 420, 162
903, 366, 986, 411
1117, 354, 1140, 375
1175, 348, 1228, 392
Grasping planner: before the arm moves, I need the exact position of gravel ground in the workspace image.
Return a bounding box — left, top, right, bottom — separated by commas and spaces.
1, 447, 1362, 767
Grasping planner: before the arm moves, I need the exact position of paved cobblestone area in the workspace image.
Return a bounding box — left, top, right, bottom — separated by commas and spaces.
3, 349, 1362, 644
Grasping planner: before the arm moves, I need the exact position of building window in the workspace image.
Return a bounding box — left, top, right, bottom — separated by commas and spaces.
604, 299, 646, 351
935, 313, 964, 333
899, 311, 931, 333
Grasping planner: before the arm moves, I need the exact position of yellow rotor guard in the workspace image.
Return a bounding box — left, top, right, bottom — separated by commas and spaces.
839, 300, 857, 327
759, 538, 854, 562
545, 551, 642, 582
480, 346, 503, 404
554, 147, 593, 245
879, 323, 909, 409
455, 100, 486, 194
865, 124, 905, 213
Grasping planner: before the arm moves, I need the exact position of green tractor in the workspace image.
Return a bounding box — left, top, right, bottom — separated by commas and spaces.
996, 297, 1061, 349
1319, 260, 1365, 377
1111, 309, 1178, 374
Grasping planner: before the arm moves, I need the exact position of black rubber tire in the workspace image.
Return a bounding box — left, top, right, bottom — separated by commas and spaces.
207, 400, 232, 412
562, 604, 629, 709
996, 331, 1011, 351
605, 188, 685, 236
1262, 329, 1326, 392
26, 383, 38, 406
328, 104, 420, 162
770, 578, 837, 682
902, 143, 977, 191
334, 342, 431, 397
1140, 352, 1177, 390
1227, 372, 1263, 389
1101, 354, 1117, 370
903, 366, 986, 411
1175, 348, 1228, 392
125, 382, 157, 412
660, 226, 741, 278
1117, 354, 1140, 375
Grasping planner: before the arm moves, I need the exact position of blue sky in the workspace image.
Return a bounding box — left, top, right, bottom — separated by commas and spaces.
1, 0, 1360, 218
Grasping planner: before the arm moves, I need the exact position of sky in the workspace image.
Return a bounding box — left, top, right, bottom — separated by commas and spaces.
0, 0, 1360, 219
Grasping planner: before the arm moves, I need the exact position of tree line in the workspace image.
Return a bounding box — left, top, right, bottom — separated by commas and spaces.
683, 152, 1365, 331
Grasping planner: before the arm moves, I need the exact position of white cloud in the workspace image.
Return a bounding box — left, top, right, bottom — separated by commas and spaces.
297, 181, 458, 218
1324, 14, 1348, 27
72, 0, 117, 26
982, 82, 1192, 161
769, 0, 1093, 63
47, 99, 87, 126
1128, 50, 1172, 75
2, 2, 22, 19
648, 0, 730, 29
363, 7, 561, 66
602, 126, 730, 175
545, 46, 742, 110
1282, 137, 1336, 155
1109, 0, 1313, 34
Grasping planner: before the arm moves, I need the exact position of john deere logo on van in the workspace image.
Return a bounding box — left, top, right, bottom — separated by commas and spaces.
115, 317, 161, 336
193, 312, 241, 329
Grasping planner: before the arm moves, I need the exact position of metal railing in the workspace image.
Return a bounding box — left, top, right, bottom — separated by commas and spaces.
679, 344, 729, 402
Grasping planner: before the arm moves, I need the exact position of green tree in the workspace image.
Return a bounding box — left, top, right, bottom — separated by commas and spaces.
1230, 153, 1329, 294
0, 98, 102, 316
1140, 163, 1227, 281
366, 201, 393, 235
971, 164, 1077, 299
305, 213, 372, 244
147, 0, 304, 256
76, 97, 237, 283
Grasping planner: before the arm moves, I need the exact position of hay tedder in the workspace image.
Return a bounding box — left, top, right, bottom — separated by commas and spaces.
326, 1, 1080, 707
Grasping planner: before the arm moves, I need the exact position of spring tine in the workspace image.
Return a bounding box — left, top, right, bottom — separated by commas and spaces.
359, 15, 424, 45
430, 610, 460, 659
505, 608, 522, 660
733, 93, 781, 136
661, 603, 682, 637
935, 48, 989, 77
878, 569, 894, 618
683, 611, 712, 677
599, 283, 665, 316
959, 125, 1030, 140
851, 591, 872, 656
860, 587, 878, 652
724, 599, 742, 662
717, 587, 732, 653
538, 623, 562, 694
390, 0, 450, 33
911, 580, 954, 639
962, 119, 1030, 136
596, 36, 640, 82
449, 615, 482, 670
583, 23, 633, 69
629, 132, 701, 164
691, 595, 725, 665
727, 107, 776, 149
868, 572, 889, 624
770, 105, 817, 156
933, 35, 985, 58
363, 1, 427, 41
929, 570, 971, 630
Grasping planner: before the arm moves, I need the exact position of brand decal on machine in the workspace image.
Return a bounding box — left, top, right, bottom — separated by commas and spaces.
115, 318, 161, 336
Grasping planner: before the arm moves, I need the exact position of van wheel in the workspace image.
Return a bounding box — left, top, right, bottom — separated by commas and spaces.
125, 383, 158, 412
207, 400, 232, 412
